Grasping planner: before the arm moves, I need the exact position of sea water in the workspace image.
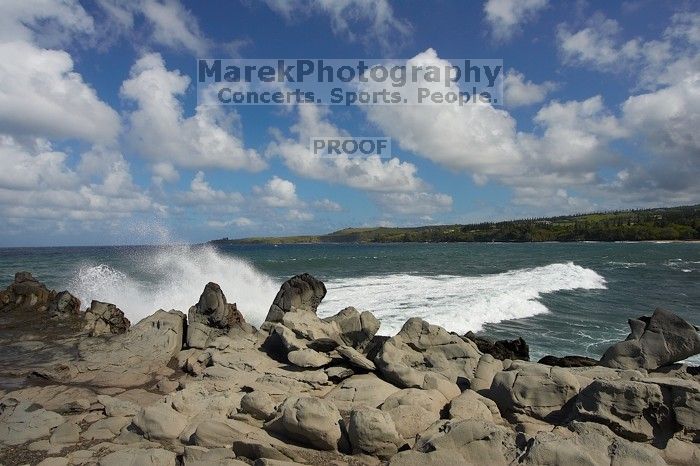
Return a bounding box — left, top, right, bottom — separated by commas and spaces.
0, 241, 697, 363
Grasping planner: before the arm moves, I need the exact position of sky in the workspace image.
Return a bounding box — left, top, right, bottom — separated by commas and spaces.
0, 0, 698, 246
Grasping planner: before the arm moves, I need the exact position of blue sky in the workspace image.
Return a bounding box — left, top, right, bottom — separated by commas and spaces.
0, 0, 698, 246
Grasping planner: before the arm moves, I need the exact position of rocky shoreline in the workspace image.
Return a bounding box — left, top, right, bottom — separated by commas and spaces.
0, 271, 699, 466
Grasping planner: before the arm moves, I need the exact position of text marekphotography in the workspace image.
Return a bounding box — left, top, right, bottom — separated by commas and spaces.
197, 58, 504, 106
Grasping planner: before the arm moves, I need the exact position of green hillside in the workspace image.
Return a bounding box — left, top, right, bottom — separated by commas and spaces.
211, 205, 700, 245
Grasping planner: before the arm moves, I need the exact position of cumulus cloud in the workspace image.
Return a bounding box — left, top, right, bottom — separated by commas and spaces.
95, 0, 210, 54
0, 0, 95, 47
267, 104, 426, 193
263, 0, 411, 53
0, 41, 120, 143
314, 199, 342, 212
176, 171, 244, 206
121, 53, 266, 174
483, 0, 549, 41
0, 135, 161, 223
253, 176, 301, 208
362, 49, 523, 179
504, 69, 558, 107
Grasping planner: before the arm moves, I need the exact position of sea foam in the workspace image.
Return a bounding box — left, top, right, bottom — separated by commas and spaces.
69, 244, 279, 326
317, 262, 607, 335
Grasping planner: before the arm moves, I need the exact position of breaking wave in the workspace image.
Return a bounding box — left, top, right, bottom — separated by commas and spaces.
317, 262, 607, 335
69, 244, 279, 326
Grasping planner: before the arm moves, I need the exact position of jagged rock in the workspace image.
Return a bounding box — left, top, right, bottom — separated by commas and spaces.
574, 379, 672, 442
48, 290, 81, 318
380, 388, 448, 442
464, 332, 529, 361
325, 373, 401, 414
98, 448, 177, 466
134, 403, 188, 440
412, 419, 519, 465
280, 311, 342, 345
489, 361, 580, 421
287, 348, 332, 368
240, 391, 277, 420
323, 307, 380, 351
264, 273, 326, 325
538, 355, 599, 367
601, 308, 700, 370
348, 407, 404, 459
84, 300, 130, 336
265, 396, 343, 451
375, 318, 482, 389
448, 389, 501, 423
336, 345, 376, 371
187, 282, 251, 349
0, 271, 54, 312
40, 309, 186, 388
0, 399, 64, 446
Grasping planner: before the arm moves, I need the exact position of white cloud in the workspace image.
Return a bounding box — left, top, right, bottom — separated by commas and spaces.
121, 53, 266, 174
0, 135, 161, 222
0, 0, 94, 47
362, 49, 524, 178
622, 74, 700, 157
267, 104, 426, 192
0, 41, 120, 143
176, 171, 244, 206
253, 176, 300, 208
286, 209, 314, 221
207, 217, 255, 228
504, 69, 557, 107
263, 0, 411, 53
96, 0, 210, 54
314, 199, 342, 212
483, 0, 548, 41
374, 192, 453, 215
557, 15, 642, 67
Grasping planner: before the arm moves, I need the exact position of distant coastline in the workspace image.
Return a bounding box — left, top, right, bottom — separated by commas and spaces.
211, 204, 700, 245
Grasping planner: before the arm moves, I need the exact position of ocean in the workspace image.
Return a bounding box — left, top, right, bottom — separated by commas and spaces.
1, 242, 698, 363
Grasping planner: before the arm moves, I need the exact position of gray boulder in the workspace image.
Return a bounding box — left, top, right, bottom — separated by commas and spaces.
240, 391, 277, 421
287, 348, 332, 368
323, 307, 380, 351
523, 421, 666, 465
0, 271, 54, 312
324, 373, 401, 415
348, 407, 404, 459
601, 308, 700, 370
574, 379, 671, 442
381, 388, 448, 442
375, 318, 481, 389
489, 362, 580, 421
133, 403, 188, 440
264, 396, 344, 451
412, 419, 518, 466
187, 282, 251, 348
448, 389, 501, 423
84, 300, 130, 336
263, 274, 326, 326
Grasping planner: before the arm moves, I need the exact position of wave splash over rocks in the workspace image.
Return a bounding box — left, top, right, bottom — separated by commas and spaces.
68, 244, 279, 327
318, 262, 607, 334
